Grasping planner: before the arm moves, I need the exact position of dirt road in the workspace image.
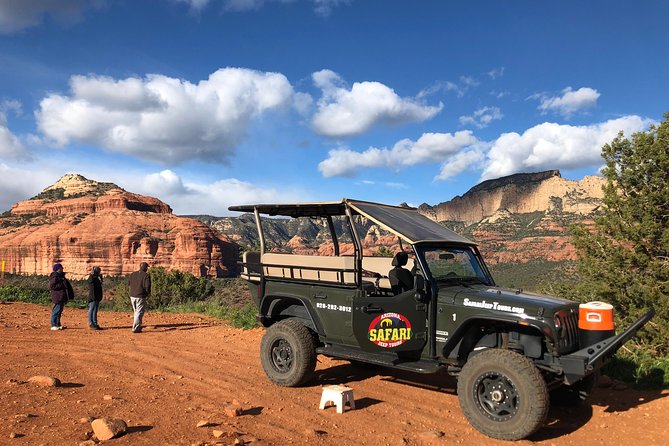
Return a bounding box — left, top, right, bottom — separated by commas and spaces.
1, 302, 667, 445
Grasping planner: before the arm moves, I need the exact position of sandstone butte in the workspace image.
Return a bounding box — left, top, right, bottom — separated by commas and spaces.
0, 174, 238, 279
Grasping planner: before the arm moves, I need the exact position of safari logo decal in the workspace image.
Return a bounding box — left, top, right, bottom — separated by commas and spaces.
368, 312, 412, 348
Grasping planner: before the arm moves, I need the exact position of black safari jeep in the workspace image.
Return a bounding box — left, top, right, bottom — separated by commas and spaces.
229, 199, 654, 440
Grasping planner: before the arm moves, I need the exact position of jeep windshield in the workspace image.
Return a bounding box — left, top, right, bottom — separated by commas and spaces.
419, 246, 492, 285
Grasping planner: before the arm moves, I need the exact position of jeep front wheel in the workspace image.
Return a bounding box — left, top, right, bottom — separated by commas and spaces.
457, 348, 549, 440
260, 319, 317, 387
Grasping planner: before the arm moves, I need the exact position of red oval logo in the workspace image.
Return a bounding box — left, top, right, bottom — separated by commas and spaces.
367, 312, 413, 348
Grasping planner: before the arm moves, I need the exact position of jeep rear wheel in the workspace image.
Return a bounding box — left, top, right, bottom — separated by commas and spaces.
260, 319, 316, 387
457, 349, 549, 440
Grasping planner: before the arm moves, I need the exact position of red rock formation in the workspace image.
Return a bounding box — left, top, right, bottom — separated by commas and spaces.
0, 174, 238, 278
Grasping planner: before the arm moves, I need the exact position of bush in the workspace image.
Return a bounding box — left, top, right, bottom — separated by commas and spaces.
146, 267, 214, 309
603, 349, 669, 389
0, 273, 87, 307
0, 285, 50, 304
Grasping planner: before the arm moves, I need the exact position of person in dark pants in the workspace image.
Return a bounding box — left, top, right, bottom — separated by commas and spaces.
128, 262, 151, 333
87, 266, 103, 330
49, 263, 74, 330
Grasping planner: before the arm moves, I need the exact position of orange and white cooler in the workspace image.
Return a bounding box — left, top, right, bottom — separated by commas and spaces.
578, 301, 615, 347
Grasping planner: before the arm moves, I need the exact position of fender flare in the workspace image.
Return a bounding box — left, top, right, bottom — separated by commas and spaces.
259, 293, 325, 335
441, 315, 548, 359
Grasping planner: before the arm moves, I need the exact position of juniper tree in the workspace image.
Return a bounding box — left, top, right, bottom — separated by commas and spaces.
571, 112, 669, 356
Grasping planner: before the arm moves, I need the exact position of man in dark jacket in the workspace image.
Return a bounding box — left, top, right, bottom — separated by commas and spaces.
128, 262, 151, 333
87, 266, 103, 330
49, 263, 74, 330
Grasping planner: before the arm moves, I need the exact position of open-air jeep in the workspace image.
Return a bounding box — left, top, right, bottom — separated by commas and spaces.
229, 199, 654, 440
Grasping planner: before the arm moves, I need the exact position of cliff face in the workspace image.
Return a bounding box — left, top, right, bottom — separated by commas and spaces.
0, 174, 238, 278
419, 170, 605, 225
419, 171, 606, 264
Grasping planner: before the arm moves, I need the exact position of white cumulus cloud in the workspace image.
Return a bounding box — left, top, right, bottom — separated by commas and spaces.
143, 170, 188, 195
459, 106, 503, 129
436, 147, 486, 181
318, 131, 478, 177
140, 170, 304, 215
0, 112, 29, 161
0, 0, 105, 34
534, 86, 600, 118
0, 164, 55, 211
36, 68, 295, 164
311, 69, 443, 138
481, 115, 652, 180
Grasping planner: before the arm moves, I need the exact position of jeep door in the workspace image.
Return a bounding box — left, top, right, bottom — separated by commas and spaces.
351, 290, 427, 353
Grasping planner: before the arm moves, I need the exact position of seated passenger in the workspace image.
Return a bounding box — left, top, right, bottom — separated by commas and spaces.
389, 251, 413, 295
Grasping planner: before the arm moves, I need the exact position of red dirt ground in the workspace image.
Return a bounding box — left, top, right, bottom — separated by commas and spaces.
1, 302, 667, 446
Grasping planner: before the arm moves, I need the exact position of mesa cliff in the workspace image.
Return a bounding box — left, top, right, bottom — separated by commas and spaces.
0, 174, 238, 278
419, 170, 604, 225
419, 170, 605, 265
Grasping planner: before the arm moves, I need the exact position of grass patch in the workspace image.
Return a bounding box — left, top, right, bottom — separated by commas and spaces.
603, 347, 669, 388
162, 301, 257, 329
154, 277, 257, 329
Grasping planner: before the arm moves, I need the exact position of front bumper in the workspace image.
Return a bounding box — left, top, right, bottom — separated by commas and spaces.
557, 309, 655, 384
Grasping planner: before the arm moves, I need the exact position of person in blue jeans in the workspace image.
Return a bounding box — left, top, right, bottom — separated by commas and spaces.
87, 266, 103, 330
49, 263, 73, 330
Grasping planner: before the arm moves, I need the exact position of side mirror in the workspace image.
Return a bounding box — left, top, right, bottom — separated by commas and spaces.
414, 275, 427, 303
414, 274, 425, 291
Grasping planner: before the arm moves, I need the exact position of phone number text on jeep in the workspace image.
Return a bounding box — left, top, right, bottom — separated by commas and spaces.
316, 303, 352, 312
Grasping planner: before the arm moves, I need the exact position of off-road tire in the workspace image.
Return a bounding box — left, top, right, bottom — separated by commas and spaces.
457, 348, 549, 440
260, 319, 317, 387
550, 372, 598, 406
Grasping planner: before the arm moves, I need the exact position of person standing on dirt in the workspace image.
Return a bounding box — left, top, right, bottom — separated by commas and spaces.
49, 263, 73, 331
87, 266, 103, 330
128, 262, 151, 333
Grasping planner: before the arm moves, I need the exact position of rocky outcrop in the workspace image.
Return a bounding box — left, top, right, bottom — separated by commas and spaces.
419, 170, 605, 226
12, 174, 171, 216
0, 174, 238, 278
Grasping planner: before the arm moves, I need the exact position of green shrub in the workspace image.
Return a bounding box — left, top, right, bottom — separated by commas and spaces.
111, 280, 132, 311
603, 347, 669, 388
147, 267, 214, 309
0, 285, 50, 304
162, 301, 258, 330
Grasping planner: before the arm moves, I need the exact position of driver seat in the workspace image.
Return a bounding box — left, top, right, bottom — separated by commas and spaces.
388, 252, 413, 295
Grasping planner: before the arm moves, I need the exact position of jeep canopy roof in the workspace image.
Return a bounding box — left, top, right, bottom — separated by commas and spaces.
228, 198, 474, 245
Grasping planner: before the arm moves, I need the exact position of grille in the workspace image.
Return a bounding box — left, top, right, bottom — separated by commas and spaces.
555, 309, 580, 354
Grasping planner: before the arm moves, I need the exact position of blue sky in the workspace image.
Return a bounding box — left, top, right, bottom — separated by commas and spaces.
0, 0, 667, 215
